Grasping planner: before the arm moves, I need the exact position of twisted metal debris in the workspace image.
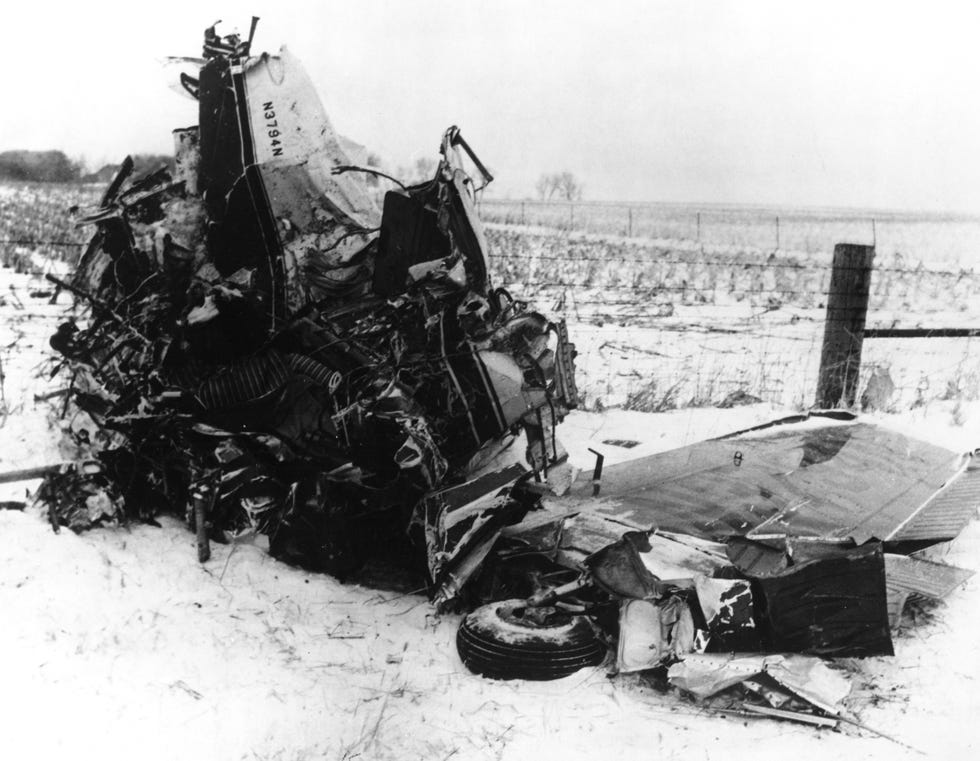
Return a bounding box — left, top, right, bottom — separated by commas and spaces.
41, 22, 577, 599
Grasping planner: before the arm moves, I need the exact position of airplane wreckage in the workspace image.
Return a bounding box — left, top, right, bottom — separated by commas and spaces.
17, 21, 979, 730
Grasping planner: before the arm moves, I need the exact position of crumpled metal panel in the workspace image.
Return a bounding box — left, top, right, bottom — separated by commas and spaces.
418, 464, 529, 607
239, 48, 381, 314
667, 653, 851, 713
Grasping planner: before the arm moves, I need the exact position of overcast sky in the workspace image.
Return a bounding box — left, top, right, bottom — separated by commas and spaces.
2, 1, 978, 212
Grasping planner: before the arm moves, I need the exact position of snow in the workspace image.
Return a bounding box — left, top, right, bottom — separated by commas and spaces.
1, 263, 979, 760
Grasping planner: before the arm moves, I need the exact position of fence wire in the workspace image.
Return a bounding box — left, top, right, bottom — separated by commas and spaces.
478, 198, 980, 265
482, 224, 980, 412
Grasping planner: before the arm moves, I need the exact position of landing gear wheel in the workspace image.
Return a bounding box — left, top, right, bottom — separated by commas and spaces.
457, 600, 606, 681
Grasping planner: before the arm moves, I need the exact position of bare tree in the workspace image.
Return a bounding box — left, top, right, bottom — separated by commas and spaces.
535, 173, 554, 200
535, 171, 583, 201
554, 171, 583, 202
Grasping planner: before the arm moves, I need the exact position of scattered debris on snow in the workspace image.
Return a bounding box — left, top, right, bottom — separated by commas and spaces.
0, 19, 977, 755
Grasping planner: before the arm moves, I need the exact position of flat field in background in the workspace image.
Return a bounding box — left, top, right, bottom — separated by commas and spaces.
480, 198, 980, 267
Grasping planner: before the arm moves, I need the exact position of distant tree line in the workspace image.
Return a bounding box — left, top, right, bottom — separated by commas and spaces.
0, 150, 175, 183
0, 150, 84, 182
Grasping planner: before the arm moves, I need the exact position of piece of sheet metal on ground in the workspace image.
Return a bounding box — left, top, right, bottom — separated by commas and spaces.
565, 419, 971, 544
882, 551, 973, 628
884, 553, 974, 599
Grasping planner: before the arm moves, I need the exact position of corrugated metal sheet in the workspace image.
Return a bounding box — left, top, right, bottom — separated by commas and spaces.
889, 455, 980, 542
883, 553, 973, 627
884, 553, 974, 599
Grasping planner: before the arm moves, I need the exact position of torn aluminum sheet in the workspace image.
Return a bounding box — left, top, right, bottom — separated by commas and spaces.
417, 464, 532, 607
667, 653, 851, 715
557, 412, 978, 547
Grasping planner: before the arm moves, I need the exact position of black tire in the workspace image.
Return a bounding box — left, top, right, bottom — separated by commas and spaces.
457, 600, 606, 681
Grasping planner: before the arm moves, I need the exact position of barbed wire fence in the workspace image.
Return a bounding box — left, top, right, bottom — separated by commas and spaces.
481, 221, 980, 415
478, 199, 980, 266
4, 185, 980, 416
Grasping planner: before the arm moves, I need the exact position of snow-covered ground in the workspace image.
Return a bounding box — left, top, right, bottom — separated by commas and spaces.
1, 262, 979, 760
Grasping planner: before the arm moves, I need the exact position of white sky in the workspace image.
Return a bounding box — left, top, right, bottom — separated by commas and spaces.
2, 0, 978, 211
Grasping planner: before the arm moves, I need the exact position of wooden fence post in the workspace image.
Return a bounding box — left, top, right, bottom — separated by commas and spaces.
815, 243, 875, 408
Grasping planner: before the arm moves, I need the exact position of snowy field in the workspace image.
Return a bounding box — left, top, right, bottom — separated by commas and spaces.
479, 199, 980, 267
487, 224, 980, 412
2, 254, 979, 760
